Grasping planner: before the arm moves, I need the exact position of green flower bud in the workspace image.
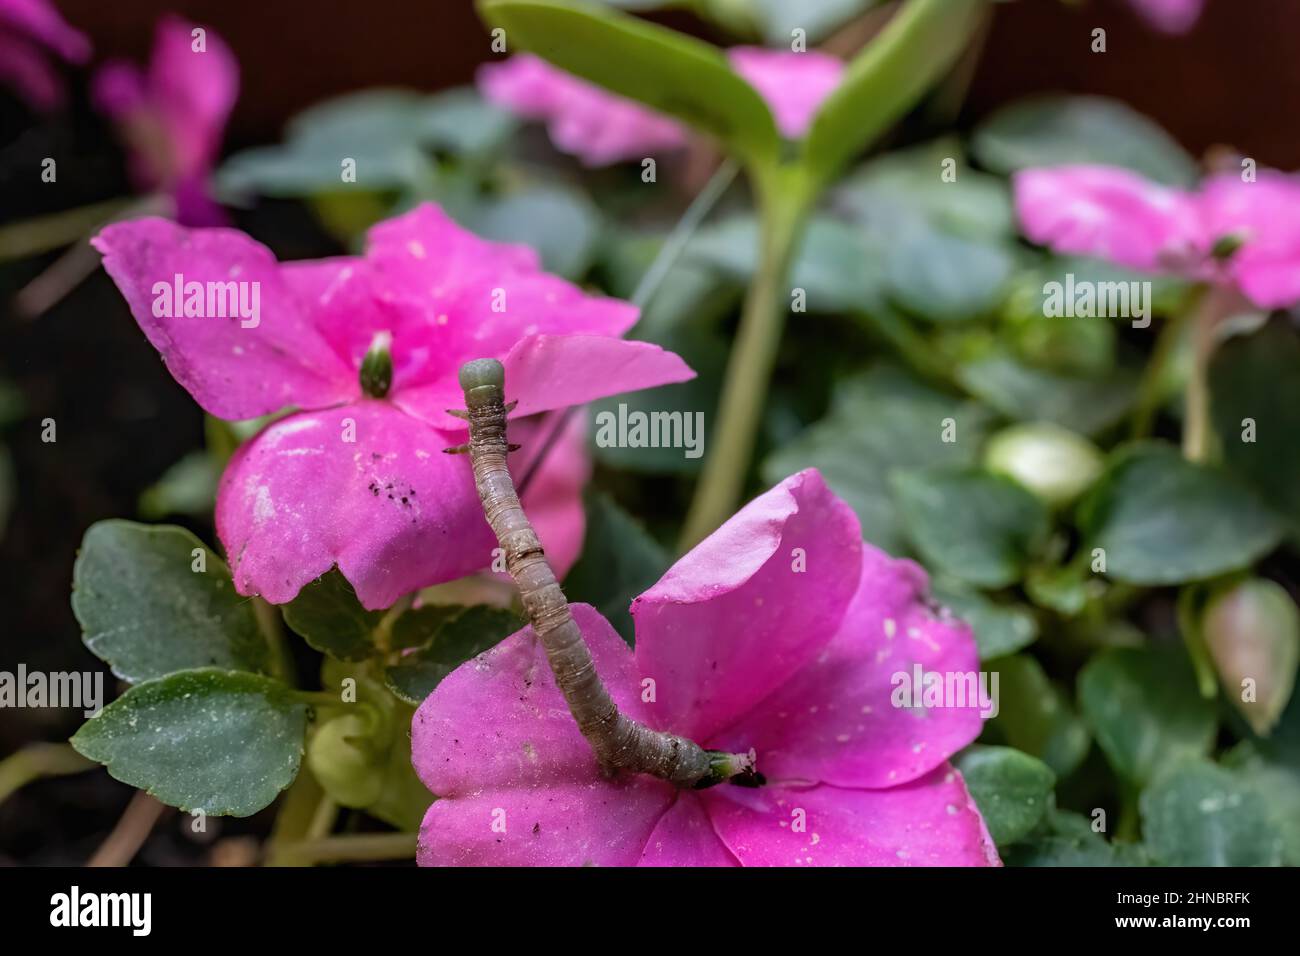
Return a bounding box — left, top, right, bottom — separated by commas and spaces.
307, 713, 386, 808
359, 331, 393, 399
982, 422, 1104, 507
1201, 578, 1300, 736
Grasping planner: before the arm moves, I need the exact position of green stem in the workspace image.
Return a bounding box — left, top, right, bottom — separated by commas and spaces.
265, 768, 327, 866
1129, 312, 1188, 440
270, 831, 417, 866
253, 596, 295, 684
0, 743, 95, 807
0, 197, 136, 261
679, 169, 810, 550
1182, 294, 1221, 463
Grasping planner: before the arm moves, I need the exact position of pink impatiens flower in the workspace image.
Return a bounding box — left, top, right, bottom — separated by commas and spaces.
0, 0, 89, 110
1128, 0, 1205, 34
1014, 164, 1300, 309
92, 203, 692, 609
92, 17, 238, 225
412, 470, 1000, 866
478, 48, 843, 166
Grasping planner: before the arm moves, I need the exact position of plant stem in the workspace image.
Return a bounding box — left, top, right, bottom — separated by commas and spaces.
679, 170, 809, 550
88, 791, 169, 866
1129, 312, 1188, 440
1182, 296, 1219, 463
0, 197, 136, 261
253, 596, 295, 684
265, 768, 327, 866
0, 743, 95, 807
454, 359, 758, 789
271, 832, 417, 866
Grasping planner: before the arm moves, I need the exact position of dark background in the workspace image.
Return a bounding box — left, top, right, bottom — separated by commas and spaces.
0, 0, 1296, 863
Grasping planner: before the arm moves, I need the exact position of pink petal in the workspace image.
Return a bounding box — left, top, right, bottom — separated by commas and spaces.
1013, 164, 1201, 274
1129, 0, 1205, 33
502, 412, 590, 580
412, 604, 674, 865
702, 765, 1001, 866
727, 47, 843, 140
478, 54, 687, 167
395, 334, 694, 430
0, 30, 63, 109
216, 402, 495, 609
92, 217, 356, 420
148, 17, 238, 183
1200, 170, 1300, 309
631, 469, 863, 741
638, 793, 738, 866
0, 0, 90, 63
708, 545, 985, 789
90, 59, 147, 120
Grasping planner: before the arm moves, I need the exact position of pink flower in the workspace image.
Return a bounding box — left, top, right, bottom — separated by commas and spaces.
1014, 164, 1300, 309
1128, 0, 1205, 34
91, 203, 693, 609
412, 470, 1000, 867
726, 48, 843, 140
0, 0, 89, 110
92, 17, 237, 225
478, 48, 843, 166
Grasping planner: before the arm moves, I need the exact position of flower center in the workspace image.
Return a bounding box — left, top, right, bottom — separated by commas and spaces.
359, 330, 393, 398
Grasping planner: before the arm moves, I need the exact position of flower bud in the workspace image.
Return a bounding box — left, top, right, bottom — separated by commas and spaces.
982, 422, 1104, 507
307, 713, 385, 807
1201, 578, 1299, 736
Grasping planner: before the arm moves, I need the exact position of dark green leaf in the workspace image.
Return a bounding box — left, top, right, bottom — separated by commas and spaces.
1079, 443, 1284, 585
1077, 646, 1216, 786
892, 468, 1049, 589
1140, 759, 1286, 866
764, 365, 995, 554
1223, 743, 1300, 866
564, 492, 669, 643
955, 745, 1055, 847
803, 0, 986, 185
72, 521, 270, 683
956, 349, 1139, 437
986, 654, 1090, 778
972, 95, 1197, 186
886, 227, 1015, 323
1001, 809, 1144, 866
416, 87, 519, 158
282, 569, 385, 662
71, 669, 306, 816
138, 452, 219, 520
478, 0, 780, 165
384, 606, 524, 704
1210, 321, 1300, 537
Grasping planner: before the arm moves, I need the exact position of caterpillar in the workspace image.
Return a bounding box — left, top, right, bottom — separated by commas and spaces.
447, 358, 759, 789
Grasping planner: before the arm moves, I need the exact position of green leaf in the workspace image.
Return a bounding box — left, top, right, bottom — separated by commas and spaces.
72, 521, 271, 683
416, 87, 519, 158
282, 569, 385, 662
1223, 743, 1300, 866
71, 669, 307, 816
563, 492, 669, 643
469, 180, 601, 279
690, 214, 887, 314
834, 138, 1014, 241
1079, 443, 1284, 585
803, 0, 986, 186
1140, 759, 1286, 866
384, 606, 524, 704
956, 349, 1139, 437
886, 227, 1015, 323
478, 0, 780, 166
764, 365, 995, 554
1210, 321, 1300, 537
138, 451, 220, 520
1077, 647, 1216, 787
971, 95, 1198, 186
955, 745, 1055, 847
934, 584, 1038, 659
1001, 809, 1143, 866
986, 654, 1090, 778
892, 468, 1049, 589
